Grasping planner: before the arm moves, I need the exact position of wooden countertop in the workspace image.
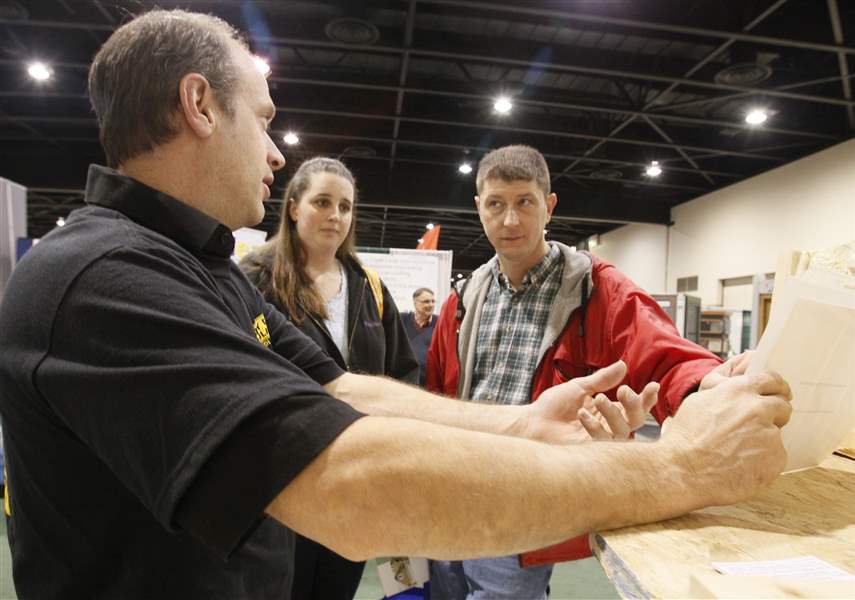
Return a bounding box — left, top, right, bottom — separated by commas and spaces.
591, 454, 855, 599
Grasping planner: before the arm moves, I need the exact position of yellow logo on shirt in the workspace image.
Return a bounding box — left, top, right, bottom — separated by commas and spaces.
253, 314, 271, 347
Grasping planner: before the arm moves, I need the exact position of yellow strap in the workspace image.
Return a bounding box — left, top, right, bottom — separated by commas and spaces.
3, 466, 9, 516
363, 267, 384, 320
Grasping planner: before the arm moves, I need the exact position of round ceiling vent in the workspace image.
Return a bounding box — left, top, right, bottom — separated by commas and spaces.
325, 17, 380, 46
342, 145, 377, 158
589, 168, 623, 180
714, 63, 773, 87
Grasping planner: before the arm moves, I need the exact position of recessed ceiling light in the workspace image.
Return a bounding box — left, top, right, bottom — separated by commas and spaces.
745, 109, 768, 125
283, 132, 299, 145
645, 160, 662, 178
493, 96, 512, 115
458, 162, 472, 174
27, 61, 51, 81
426, 223, 434, 230
56, 216, 65, 227
253, 56, 271, 76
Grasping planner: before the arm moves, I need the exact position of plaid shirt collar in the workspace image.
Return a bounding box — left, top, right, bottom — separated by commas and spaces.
491, 242, 562, 293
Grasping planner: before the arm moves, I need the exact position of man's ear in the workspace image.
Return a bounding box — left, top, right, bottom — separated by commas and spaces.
177, 73, 218, 139
474, 195, 480, 210
545, 192, 558, 223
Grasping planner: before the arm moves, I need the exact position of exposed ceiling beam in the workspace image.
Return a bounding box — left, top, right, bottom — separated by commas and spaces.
266, 76, 837, 141
0, 131, 750, 180
2, 62, 835, 140
649, 74, 855, 113
5, 20, 855, 108
1, 111, 784, 161
275, 107, 788, 160
827, 0, 854, 129
389, 0, 417, 173
421, 0, 855, 56
551, 1, 788, 184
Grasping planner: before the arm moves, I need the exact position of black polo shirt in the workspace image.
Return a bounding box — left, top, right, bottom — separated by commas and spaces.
0, 165, 363, 599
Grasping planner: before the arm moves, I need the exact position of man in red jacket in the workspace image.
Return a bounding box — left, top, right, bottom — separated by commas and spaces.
426, 145, 728, 599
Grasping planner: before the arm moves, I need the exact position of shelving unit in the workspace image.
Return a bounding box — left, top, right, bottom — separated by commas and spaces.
699, 310, 730, 359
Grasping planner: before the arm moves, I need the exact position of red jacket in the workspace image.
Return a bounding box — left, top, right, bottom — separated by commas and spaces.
426, 248, 721, 566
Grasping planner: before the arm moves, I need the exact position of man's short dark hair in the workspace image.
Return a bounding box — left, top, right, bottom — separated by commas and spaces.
88, 9, 246, 168
413, 288, 434, 299
476, 145, 551, 199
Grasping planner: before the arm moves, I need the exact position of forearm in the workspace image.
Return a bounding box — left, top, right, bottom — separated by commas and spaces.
266, 416, 702, 561
324, 371, 527, 437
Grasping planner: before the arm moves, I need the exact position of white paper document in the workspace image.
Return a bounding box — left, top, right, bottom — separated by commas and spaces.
712, 556, 855, 581
747, 268, 855, 471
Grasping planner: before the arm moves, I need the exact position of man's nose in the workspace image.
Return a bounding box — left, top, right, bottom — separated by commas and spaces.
503, 209, 519, 226
268, 139, 285, 171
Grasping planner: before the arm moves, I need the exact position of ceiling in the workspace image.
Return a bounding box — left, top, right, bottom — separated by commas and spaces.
1, 0, 853, 272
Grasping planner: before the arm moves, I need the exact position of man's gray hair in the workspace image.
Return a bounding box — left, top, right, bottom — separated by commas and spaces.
88, 9, 246, 167
413, 287, 434, 299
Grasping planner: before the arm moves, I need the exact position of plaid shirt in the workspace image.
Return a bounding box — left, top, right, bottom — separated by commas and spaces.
471, 243, 564, 405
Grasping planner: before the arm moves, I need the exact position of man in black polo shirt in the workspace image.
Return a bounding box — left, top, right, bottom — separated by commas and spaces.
0, 9, 793, 600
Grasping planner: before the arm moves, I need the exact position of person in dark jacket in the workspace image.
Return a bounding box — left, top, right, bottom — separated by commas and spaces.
241, 156, 419, 600
401, 287, 437, 385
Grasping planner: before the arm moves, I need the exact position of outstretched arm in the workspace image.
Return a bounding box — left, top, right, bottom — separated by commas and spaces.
324, 361, 649, 443
268, 371, 791, 561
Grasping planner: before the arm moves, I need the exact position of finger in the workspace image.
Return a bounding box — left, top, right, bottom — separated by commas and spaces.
745, 370, 792, 400
616, 385, 644, 430
764, 395, 793, 428
731, 351, 754, 375
640, 381, 659, 414
578, 408, 611, 440
574, 361, 627, 396
594, 393, 630, 438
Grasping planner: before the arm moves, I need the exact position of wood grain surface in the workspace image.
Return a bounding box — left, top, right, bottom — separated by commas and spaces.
591, 454, 855, 599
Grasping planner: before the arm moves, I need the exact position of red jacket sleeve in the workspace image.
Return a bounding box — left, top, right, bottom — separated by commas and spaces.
592, 265, 722, 422
426, 292, 458, 395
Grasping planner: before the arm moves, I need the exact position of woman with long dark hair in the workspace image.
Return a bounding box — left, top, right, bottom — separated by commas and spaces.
241, 156, 418, 600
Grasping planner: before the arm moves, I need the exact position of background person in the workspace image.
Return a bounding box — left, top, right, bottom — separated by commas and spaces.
400, 287, 437, 386
241, 156, 419, 600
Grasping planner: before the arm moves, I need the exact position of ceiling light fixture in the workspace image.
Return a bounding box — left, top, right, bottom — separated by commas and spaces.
253, 56, 271, 76
426, 223, 434, 230
27, 61, 51, 81
745, 109, 768, 125
493, 96, 512, 115
645, 160, 662, 178
56, 217, 66, 227
283, 132, 299, 145
458, 162, 472, 174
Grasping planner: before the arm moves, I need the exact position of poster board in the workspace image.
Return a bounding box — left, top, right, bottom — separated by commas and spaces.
357, 247, 453, 315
